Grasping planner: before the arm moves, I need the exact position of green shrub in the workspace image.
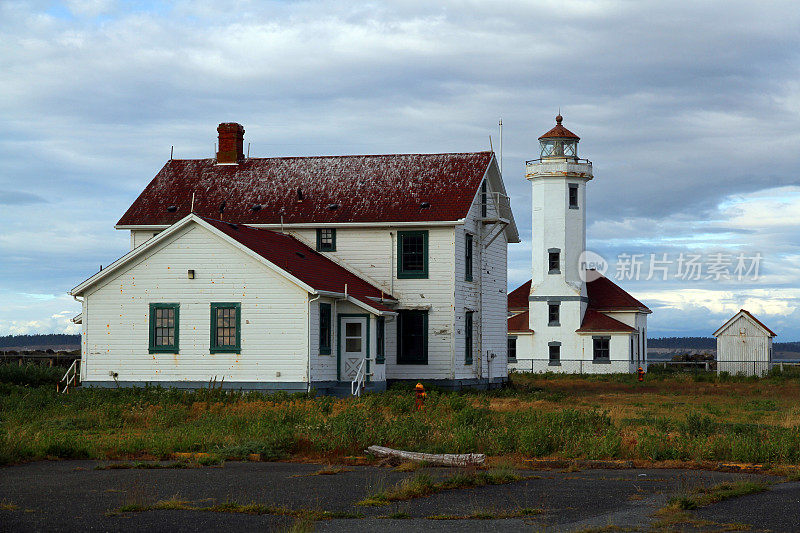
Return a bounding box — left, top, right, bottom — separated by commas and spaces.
0, 363, 63, 387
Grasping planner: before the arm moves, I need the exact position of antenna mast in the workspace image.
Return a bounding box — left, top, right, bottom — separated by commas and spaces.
498, 118, 503, 174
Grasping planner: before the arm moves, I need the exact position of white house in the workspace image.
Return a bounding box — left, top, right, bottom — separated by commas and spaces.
507, 116, 651, 373
713, 309, 776, 376
70, 123, 519, 394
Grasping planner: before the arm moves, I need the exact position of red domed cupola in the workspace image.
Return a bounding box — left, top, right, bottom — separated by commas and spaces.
538, 114, 580, 159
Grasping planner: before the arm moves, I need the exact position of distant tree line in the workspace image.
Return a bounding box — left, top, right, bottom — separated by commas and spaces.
648, 337, 716, 349
649, 336, 800, 352
0, 334, 80, 348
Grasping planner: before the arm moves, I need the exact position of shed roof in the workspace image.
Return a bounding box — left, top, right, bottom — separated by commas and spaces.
713, 309, 777, 338
117, 152, 500, 227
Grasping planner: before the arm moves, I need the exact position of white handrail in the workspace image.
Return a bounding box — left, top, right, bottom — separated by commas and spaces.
351, 358, 366, 397
57, 359, 79, 393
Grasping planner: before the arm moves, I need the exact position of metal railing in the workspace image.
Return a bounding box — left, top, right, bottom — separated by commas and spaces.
510, 358, 800, 377
57, 359, 80, 393
482, 192, 513, 221
351, 358, 367, 397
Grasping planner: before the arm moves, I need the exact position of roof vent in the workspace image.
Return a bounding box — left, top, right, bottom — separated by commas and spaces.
420, 201, 430, 209
251, 204, 262, 211
295, 252, 306, 259
166, 205, 177, 212
227, 223, 238, 230
327, 203, 339, 210
219, 201, 226, 213
297, 188, 304, 202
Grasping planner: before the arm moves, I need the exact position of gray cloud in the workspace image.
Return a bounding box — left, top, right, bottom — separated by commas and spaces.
1, 0, 800, 337
0, 190, 47, 205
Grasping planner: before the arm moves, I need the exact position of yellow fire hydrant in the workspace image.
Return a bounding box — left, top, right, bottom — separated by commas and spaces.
414, 382, 427, 411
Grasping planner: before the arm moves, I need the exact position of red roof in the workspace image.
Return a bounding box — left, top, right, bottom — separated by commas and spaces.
204, 217, 395, 313
577, 309, 636, 333
538, 115, 580, 140
507, 279, 531, 312
586, 273, 651, 312
508, 311, 533, 333
118, 153, 494, 227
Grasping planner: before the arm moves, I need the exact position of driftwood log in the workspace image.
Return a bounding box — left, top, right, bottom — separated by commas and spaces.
365, 445, 485, 466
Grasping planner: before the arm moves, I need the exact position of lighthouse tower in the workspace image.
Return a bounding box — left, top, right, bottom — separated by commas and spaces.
526, 115, 593, 356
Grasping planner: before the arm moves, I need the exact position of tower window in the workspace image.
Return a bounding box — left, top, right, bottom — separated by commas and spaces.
593, 336, 610, 362
548, 342, 561, 364
548, 302, 560, 326
316, 229, 336, 252
569, 184, 579, 209
548, 249, 560, 274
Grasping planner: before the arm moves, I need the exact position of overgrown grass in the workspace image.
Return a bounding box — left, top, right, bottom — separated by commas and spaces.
111, 496, 363, 520
668, 481, 771, 510
357, 468, 527, 506
5, 371, 800, 467
0, 363, 63, 387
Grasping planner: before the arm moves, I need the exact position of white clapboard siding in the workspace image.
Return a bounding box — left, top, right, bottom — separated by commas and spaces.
454, 174, 509, 381
716, 314, 773, 376
84, 224, 310, 385
288, 226, 458, 381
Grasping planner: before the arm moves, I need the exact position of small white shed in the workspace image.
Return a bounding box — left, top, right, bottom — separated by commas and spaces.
713, 309, 776, 376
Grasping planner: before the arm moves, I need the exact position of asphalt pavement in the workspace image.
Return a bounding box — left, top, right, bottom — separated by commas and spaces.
0, 460, 793, 532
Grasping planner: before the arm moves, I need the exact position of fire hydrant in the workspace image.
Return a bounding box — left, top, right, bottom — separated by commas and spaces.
637, 366, 645, 382
414, 382, 427, 411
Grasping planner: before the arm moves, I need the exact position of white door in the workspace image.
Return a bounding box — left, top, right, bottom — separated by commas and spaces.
340, 317, 367, 381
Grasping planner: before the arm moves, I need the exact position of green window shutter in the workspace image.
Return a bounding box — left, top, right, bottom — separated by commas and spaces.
376, 317, 385, 364
149, 303, 180, 354
319, 303, 332, 355
465, 311, 473, 365
210, 302, 241, 354
397, 230, 429, 279
465, 233, 473, 281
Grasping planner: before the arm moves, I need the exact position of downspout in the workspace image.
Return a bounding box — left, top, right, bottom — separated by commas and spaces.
389, 232, 394, 295
308, 293, 321, 393
73, 295, 85, 382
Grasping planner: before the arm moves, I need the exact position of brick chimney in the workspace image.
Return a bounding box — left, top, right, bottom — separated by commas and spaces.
216, 122, 245, 164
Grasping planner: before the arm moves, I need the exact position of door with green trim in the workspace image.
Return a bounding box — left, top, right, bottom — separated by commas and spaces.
340, 317, 367, 381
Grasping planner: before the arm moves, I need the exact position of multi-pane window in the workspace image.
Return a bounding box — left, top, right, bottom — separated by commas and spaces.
316, 228, 336, 252
465, 233, 474, 281
569, 185, 579, 209
397, 231, 428, 279
549, 343, 561, 363
465, 311, 474, 365
397, 310, 428, 364
548, 250, 560, 274
548, 302, 560, 326
149, 303, 179, 353
319, 303, 332, 355
376, 317, 385, 364
211, 303, 241, 353
593, 336, 610, 361
508, 337, 517, 362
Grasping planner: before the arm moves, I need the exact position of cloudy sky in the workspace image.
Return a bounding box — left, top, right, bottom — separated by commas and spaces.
1, 0, 799, 339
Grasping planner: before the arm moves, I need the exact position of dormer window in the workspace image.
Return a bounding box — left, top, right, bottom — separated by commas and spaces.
316, 229, 336, 252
